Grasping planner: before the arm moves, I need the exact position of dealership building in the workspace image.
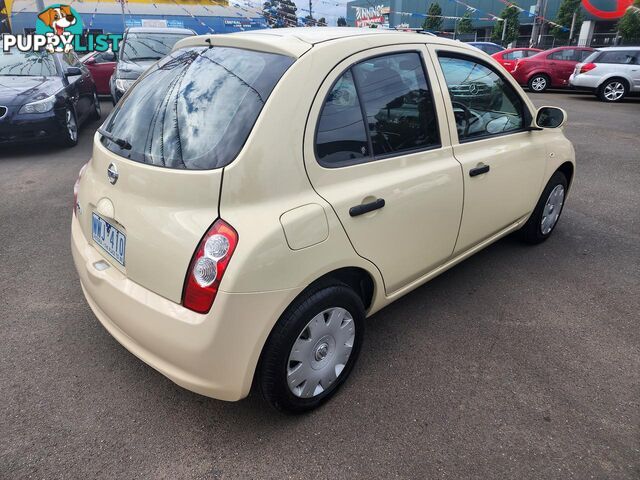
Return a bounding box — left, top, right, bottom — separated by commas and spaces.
4, 0, 267, 35
346, 0, 631, 47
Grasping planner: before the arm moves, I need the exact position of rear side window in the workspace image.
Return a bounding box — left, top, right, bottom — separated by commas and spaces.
100, 46, 294, 170
503, 50, 526, 60
316, 52, 440, 167
596, 50, 638, 64
549, 49, 575, 61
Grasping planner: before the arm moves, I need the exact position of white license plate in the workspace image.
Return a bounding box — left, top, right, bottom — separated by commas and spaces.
92, 213, 126, 266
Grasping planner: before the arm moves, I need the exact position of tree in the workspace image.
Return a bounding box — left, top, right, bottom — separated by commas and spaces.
422, 2, 443, 32
337, 16, 347, 27
318, 17, 327, 26
551, 0, 583, 41
491, 5, 520, 45
262, 0, 298, 28
618, 0, 640, 42
457, 11, 474, 34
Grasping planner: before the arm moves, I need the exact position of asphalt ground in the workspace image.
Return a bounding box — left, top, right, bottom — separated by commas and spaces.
1, 91, 639, 479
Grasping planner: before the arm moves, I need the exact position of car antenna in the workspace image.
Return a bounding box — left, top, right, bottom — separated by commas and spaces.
205, 38, 213, 49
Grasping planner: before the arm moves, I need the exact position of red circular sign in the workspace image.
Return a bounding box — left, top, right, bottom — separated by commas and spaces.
582, 0, 633, 19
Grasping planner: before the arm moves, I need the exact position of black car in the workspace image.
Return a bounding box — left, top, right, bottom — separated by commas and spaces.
110, 27, 195, 104
0, 49, 100, 147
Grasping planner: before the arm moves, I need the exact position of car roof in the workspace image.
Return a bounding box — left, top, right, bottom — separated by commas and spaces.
125, 26, 195, 35
174, 27, 479, 58
595, 46, 640, 51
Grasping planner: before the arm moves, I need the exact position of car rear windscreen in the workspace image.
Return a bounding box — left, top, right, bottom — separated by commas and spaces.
100, 46, 294, 170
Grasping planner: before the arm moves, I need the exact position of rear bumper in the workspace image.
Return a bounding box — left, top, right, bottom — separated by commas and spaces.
569, 74, 598, 90
71, 214, 302, 401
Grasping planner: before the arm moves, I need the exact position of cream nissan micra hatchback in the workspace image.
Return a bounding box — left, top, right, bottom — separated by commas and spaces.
72, 28, 575, 412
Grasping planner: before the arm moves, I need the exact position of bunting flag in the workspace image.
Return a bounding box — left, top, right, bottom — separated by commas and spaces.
395, 11, 501, 21
447, 0, 504, 21
496, 0, 569, 31
168, 0, 215, 32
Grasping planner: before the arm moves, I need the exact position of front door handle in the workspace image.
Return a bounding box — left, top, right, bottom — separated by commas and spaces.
469, 164, 490, 177
349, 198, 385, 217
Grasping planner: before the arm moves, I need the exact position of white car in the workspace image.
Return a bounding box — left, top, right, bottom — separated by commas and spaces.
570, 47, 640, 102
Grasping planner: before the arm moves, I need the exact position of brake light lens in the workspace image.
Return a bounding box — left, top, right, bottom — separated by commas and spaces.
579, 63, 596, 74
182, 219, 238, 313
73, 162, 88, 216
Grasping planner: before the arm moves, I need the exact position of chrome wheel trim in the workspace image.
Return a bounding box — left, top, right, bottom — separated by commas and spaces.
541, 184, 565, 235
94, 92, 101, 116
66, 109, 77, 142
604, 82, 624, 101
531, 76, 547, 91
287, 307, 356, 399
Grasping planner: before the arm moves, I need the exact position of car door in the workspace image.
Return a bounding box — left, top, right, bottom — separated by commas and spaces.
426, 45, 547, 254
60, 51, 92, 119
631, 50, 640, 90
548, 49, 578, 87
88, 51, 116, 95
303, 46, 463, 294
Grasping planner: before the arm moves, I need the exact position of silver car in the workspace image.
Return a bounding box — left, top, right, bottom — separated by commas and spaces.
570, 47, 640, 102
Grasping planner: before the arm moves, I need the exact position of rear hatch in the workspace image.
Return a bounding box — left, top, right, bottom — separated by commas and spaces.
76, 44, 294, 303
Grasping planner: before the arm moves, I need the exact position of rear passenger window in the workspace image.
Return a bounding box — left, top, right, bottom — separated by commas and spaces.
597, 50, 637, 64
549, 50, 575, 61
316, 52, 440, 166
438, 54, 525, 141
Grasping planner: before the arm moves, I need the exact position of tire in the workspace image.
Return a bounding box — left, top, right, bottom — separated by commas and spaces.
597, 78, 628, 102
528, 74, 550, 93
518, 171, 568, 244
60, 107, 78, 147
259, 282, 365, 413
92, 91, 101, 120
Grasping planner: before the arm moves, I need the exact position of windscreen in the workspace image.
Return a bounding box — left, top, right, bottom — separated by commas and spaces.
100, 46, 294, 170
0, 50, 57, 76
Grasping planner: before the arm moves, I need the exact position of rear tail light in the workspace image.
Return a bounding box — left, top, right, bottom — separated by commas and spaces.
580, 63, 596, 74
73, 162, 88, 216
182, 219, 238, 313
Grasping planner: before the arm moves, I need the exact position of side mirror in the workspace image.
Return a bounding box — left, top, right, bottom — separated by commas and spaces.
535, 106, 567, 129
65, 67, 83, 77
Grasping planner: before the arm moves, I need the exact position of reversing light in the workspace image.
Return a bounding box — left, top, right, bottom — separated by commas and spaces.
182, 219, 238, 313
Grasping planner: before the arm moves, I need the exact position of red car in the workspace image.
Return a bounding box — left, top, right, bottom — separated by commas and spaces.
80, 50, 116, 96
492, 48, 542, 73
511, 46, 595, 92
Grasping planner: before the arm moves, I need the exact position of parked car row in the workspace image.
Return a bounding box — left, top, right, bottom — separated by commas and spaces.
477, 43, 639, 102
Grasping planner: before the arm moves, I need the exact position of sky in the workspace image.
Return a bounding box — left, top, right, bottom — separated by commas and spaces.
293, 0, 349, 24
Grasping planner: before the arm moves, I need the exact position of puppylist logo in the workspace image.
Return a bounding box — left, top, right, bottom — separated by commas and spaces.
1, 4, 121, 53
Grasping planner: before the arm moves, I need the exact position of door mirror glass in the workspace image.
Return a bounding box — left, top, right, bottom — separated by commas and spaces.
65, 67, 82, 77
536, 106, 566, 128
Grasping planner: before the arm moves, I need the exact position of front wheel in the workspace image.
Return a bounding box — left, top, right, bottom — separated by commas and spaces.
517, 171, 568, 244
59, 108, 78, 147
259, 283, 365, 413
528, 74, 549, 93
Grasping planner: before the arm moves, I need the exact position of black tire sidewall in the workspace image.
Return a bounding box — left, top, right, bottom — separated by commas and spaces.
259, 284, 365, 413
519, 171, 568, 244
598, 79, 627, 102
528, 74, 549, 93
60, 107, 78, 147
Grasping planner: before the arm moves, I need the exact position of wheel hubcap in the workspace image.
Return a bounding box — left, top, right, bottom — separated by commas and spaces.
66, 110, 77, 141
287, 307, 355, 398
532, 77, 546, 91
540, 184, 565, 235
604, 82, 624, 101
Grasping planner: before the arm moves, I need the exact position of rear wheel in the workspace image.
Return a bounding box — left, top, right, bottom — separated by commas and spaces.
60, 108, 78, 147
598, 78, 627, 102
259, 283, 365, 413
518, 171, 568, 244
528, 74, 549, 93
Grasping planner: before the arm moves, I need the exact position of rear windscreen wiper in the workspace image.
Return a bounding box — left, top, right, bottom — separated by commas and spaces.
98, 128, 132, 150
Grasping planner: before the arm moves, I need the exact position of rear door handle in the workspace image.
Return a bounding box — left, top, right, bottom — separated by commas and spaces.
469, 164, 490, 177
349, 198, 385, 217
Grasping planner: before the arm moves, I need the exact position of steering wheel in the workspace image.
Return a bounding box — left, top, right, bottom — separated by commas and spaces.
451, 101, 473, 138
